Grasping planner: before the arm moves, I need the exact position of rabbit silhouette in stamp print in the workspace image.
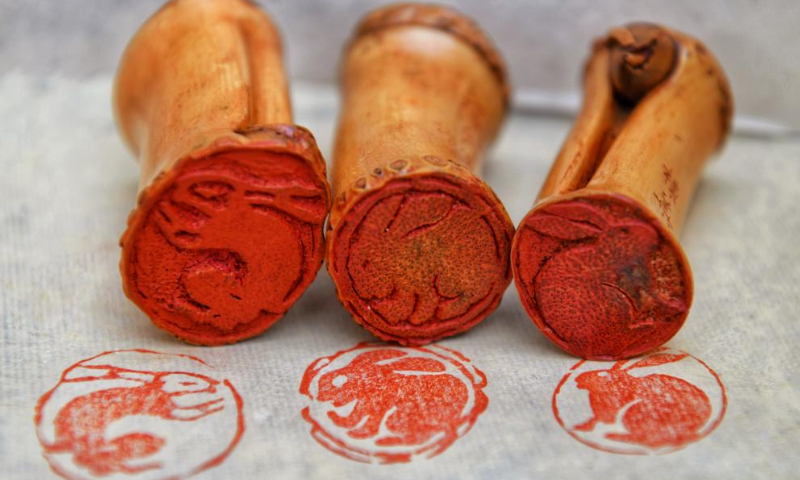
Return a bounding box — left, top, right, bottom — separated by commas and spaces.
300, 342, 488, 464
552, 348, 726, 454
35, 350, 244, 480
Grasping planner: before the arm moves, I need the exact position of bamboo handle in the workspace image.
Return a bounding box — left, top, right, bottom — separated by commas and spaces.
114, 0, 330, 345
326, 3, 514, 346
512, 23, 733, 360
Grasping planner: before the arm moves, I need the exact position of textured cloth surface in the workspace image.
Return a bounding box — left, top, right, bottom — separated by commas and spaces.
0, 73, 798, 480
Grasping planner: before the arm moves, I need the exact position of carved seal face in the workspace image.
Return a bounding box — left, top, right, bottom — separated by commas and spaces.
35, 350, 244, 479
512, 193, 691, 360
122, 145, 328, 345
299, 342, 488, 464
328, 167, 513, 345
553, 347, 726, 454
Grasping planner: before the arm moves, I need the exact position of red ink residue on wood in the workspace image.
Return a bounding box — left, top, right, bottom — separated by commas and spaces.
299, 342, 488, 463
552, 347, 727, 454
653, 164, 680, 228
512, 194, 691, 360
652, 191, 673, 229
35, 350, 244, 480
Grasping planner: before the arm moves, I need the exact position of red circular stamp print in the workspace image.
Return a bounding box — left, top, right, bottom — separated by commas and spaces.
299, 342, 488, 464
552, 347, 726, 454
35, 350, 244, 480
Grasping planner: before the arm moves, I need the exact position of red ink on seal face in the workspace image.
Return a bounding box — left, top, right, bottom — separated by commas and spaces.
328, 171, 513, 346
552, 347, 726, 454
299, 342, 488, 463
123, 140, 329, 346
513, 194, 691, 360
35, 350, 244, 480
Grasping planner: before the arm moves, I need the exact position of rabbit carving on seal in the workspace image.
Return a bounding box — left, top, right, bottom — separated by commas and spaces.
527, 200, 688, 358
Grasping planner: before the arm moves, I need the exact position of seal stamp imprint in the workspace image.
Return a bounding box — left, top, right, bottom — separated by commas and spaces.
35, 350, 244, 480
299, 342, 488, 463
552, 347, 726, 454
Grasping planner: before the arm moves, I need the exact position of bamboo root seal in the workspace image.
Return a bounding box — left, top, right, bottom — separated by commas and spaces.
326, 3, 514, 346
608, 23, 677, 103
512, 24, 733, 360
114, 0, 330, 345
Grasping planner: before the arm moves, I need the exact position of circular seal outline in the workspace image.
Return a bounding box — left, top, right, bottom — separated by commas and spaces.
34, 349, 245, 480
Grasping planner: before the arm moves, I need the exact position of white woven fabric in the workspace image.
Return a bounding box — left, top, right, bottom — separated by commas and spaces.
0, 73, 798, 480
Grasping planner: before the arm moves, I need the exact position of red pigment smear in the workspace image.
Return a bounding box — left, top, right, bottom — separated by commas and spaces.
330, 174, 513, 345
299, 342, 488, 463
512, 194, 691, 360
552, 347, 727, 454
122, 148, 328, 345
